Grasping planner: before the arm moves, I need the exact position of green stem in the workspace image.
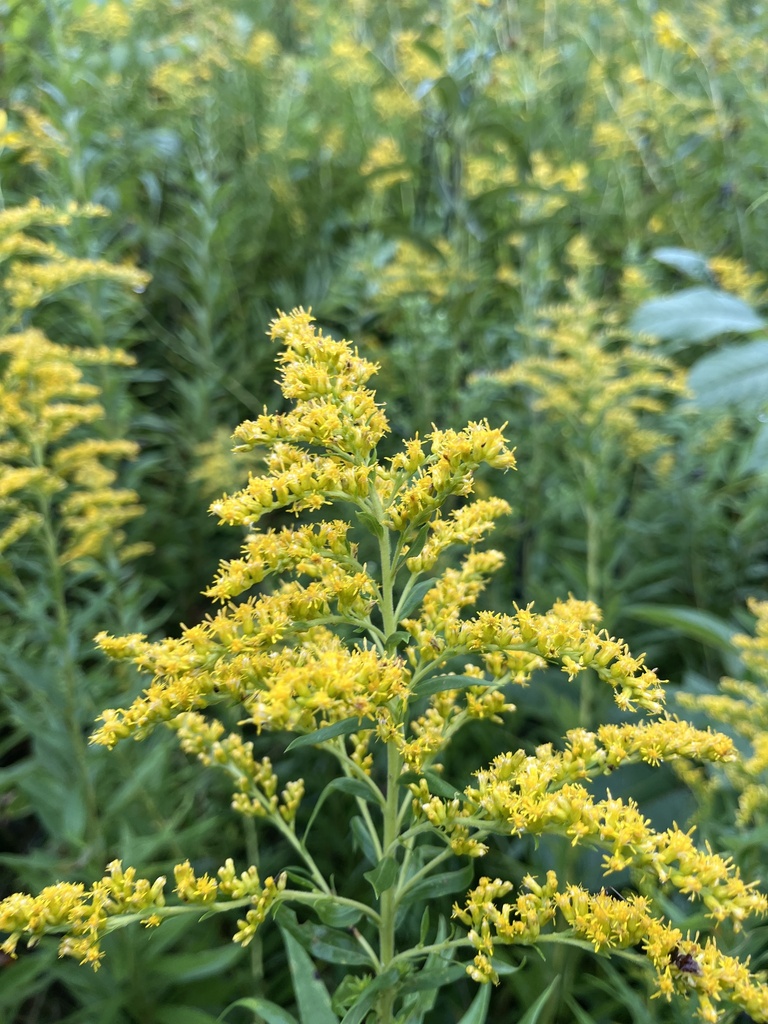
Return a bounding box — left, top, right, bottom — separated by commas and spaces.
243, 816, 264, 988
394, 847, 452, 905
377, 739, 403, 1024
370, 491, 405, 1023
35, 474, 102, 863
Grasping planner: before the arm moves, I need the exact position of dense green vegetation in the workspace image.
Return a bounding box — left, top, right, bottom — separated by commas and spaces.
2, 1, 768, 1021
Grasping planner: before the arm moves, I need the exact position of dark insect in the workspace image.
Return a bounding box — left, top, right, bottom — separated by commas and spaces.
669, 947, 703, 976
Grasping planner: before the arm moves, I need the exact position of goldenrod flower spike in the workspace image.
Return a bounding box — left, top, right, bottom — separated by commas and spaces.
0, 329, 147, 568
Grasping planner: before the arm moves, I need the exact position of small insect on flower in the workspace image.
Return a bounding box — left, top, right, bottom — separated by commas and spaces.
669, 947, 704, 977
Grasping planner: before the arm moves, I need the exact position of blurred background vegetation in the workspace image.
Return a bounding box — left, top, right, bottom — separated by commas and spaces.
2, 0, 768, 1020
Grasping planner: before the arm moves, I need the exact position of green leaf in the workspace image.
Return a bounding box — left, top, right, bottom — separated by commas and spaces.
281, 929, 340, 1024
150, 943, 243, 982
351, 815, 378, 866
412, 674, 485, 699
404, 525, 431, 562
277, 906, 372, 965
304, 776, 383, 843
457, 983, 491, 1024
364, 855, 398, 897
286, 717, 375, 751
384, 630, 411, 651
219, 998, 298, 1024
565, 994, 601, 1024
314, 899, 363, 929
651, 247, 711, 282
688, 338, 768, 410
356, 509, 384, 539
156, 1009, 220, 1024
400, 962, 468, 992
630, 287, 764, 345
624, 604, 737, 653
419, 906, 430, 945
396, 578, 436, 620
402, 862, 474, 905
517, 977, 559, 1024
399, 770, 461, 801
310, 928, 376, 966
339, 969, 400, 1024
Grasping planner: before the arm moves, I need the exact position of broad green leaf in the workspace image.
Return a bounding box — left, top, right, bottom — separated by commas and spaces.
286, 717, 375, 751
281, 929, 340, 1024
412, 674, 486, 699
630, 287, 764, 344
364, 855, 398, 897
688, 338, 768, 409
308, 927, 376, 967
401, 862, 474, 905
219, 998, 298, 1024
651, 247, 711, 282
281, 911, 374, 966
517, 977, 559, 1024
315, 898, 364, 928
457, 983, 491, 1024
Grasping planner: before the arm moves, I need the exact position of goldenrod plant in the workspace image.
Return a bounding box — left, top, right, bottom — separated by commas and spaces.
482, 247, 688, 613
677, 599, 768, 834
2, 310, 766, 1024
0, 199, 218, 1018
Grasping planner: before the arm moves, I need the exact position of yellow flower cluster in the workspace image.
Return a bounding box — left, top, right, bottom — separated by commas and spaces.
651, 11, 695, 58
709, 257, 768, 304
92, 625, 409, 746
205, 519, 377, 610
407, 596, 666, 714
173, 711, 306, 822
360, 136, 410, 194
487, 275, 688, 461
0, 105, 70, 168
463, 149, 519, 198
405, 497, 511, 573
67, 0, 133, 39
0, 858, 284, 968
384, 423, 516, 531
0, 330, 146, 566
1, 198, 149, 332
520, 152, 590, 219
5, 256, 149, 312
371, 239, 477, 304
416, 719, 763, 925
455, 872, 768, 1022
5, 307, 764, 1021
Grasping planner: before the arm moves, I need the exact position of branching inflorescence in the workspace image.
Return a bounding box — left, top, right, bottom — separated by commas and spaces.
2, 309, 767, 1023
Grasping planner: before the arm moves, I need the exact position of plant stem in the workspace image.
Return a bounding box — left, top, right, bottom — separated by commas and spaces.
377, 738, 403, 1024
35, 471, 102, 863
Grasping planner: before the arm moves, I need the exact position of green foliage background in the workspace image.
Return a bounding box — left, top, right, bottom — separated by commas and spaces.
2, 0, 768, 1021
